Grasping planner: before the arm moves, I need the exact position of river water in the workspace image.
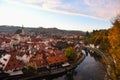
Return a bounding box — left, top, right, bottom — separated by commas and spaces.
40, 50, 107, 80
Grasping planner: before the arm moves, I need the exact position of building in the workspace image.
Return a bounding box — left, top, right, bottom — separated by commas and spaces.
10, 27, 29, 46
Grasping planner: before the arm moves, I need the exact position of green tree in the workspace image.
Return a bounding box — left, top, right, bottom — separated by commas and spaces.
65, 47, 77, 60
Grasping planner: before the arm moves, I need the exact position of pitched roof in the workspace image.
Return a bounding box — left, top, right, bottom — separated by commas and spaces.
4, 54, 25, 71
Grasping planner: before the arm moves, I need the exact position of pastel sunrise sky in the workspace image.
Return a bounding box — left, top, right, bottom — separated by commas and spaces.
0, 0, 120, 31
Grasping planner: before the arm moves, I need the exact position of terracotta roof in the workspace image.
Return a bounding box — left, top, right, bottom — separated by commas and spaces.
0, 39, 3, 44
4, 38, 11, 43
31, 38, 42, 42
28, 59, 45, 68
28, 54, 46, 68
47, 55, 68, 65
4, 52, 25, 71
54, 50, 64, 55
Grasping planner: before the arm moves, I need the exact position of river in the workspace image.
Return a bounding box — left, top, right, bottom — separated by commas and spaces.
39, 50, 107, 80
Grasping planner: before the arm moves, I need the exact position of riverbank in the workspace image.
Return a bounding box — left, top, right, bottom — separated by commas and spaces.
84, 47, 116, 80
1, 53, 85, 80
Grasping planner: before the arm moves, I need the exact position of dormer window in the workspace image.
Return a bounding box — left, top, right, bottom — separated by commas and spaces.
0, 62, 2, 65
3, 58, 7, 61
2, 64, 5, 67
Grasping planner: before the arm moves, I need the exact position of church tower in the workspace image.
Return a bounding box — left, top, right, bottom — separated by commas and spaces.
21, 25, 25, 35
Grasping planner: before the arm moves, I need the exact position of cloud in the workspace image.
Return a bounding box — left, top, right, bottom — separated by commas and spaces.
4, 0, 120, 20
83, 0, 120, 20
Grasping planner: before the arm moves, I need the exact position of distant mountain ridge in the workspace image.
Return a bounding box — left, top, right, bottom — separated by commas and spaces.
0, 25, 85, 35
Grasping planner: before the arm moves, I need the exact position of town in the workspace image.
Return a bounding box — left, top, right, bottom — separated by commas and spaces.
0, 27, 84, 79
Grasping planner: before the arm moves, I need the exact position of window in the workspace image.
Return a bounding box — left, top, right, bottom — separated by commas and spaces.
0, 62, 2, 65
2, 64, 5, 67
3, 58, 7, 61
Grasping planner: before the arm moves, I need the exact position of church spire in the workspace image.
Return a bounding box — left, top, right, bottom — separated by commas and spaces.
21, 24, 24, 35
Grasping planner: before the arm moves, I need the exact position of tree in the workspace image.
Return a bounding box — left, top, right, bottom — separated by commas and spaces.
65, 47, 77, 60
87, 29, 110, 51
108, 16, 120, 49
108, 15, 120, 79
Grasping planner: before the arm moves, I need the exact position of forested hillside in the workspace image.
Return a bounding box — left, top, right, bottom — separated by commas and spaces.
108, 15, 120, 79
85, 15, 120, 79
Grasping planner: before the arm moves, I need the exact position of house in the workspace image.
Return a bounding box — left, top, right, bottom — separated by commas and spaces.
16, 53, 32, 64
4, 55, 25, 72
0, 54, 11, 71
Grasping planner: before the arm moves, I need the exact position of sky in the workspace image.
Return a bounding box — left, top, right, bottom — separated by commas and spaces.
0, 0, 120, 31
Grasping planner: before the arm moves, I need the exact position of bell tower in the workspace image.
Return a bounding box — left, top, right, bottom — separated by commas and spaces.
21, 25, 25, 35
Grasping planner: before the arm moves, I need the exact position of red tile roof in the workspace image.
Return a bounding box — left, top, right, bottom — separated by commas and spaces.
47, 55, 68, 65
4, 55, 25, 71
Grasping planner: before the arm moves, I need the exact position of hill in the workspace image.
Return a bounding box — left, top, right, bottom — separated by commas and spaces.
0, 25, 85, 36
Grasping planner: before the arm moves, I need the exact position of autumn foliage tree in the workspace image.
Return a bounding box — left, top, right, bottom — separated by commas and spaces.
87, 30, 110, 51
108, 15, 120, 79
